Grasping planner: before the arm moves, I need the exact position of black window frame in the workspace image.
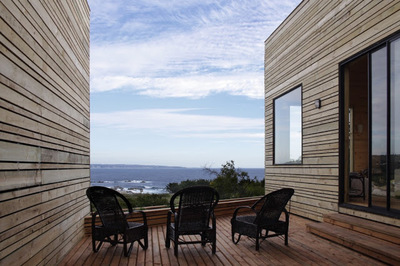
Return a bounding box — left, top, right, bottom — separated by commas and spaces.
339, 30, 400, 217
273, 84, 303, 165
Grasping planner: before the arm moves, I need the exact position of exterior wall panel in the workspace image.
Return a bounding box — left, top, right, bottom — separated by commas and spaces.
265, 0, 400, 221
0, 0, 90, 264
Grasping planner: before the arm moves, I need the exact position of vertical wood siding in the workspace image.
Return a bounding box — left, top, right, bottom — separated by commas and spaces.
264, 0, 400, 221
0, 0, 90, 264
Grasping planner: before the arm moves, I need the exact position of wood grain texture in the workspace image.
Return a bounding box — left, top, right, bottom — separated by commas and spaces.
264, 0, 400, 222
61, 215, 386, 266
0, 0, 90, 265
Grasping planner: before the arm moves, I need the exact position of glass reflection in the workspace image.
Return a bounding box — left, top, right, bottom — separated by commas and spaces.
371, 47, 387, 208
274, 86, 302, 164
391, 39, 400, 210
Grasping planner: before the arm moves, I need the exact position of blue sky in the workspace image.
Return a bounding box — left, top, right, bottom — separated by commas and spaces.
88, 0, 301, 168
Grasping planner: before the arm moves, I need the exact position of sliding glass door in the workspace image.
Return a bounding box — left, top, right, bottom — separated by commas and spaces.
341, 33, 400, 213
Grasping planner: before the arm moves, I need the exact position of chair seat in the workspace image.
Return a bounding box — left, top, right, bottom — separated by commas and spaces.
170, 222, 212, 233
233, 215, 287, 231
236, 215, 256, 224
127, 221, 146, 229
264, 220, 287, 234
231, 216, 258, 238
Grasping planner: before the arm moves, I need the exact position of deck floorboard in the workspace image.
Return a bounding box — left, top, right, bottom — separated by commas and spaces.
59, 215, 386, 265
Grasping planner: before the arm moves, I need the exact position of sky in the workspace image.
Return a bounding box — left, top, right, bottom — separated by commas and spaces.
88, 0, 301, 168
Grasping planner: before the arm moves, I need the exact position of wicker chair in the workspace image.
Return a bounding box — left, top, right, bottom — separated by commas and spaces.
231, 188, 294, 250
86, 186, 148, 257
165, 186, 219, 256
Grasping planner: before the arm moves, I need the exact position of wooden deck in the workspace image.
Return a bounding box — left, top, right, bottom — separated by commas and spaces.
59, 215, 385, 265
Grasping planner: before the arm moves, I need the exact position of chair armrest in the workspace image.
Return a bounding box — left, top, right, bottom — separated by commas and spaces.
232, 206, 257, 219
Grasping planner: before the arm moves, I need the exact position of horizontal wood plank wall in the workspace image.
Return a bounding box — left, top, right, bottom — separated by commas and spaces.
0, 0, 90, 265
264, 0, 400, 221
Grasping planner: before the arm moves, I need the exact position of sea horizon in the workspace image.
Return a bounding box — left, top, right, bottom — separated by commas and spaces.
90, 164, 265, 194
90, 163, 264, 169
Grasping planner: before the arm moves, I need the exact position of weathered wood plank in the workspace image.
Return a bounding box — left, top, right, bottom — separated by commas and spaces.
0, 6, 89, 116
61, 215, 386, 265
0, 0, 90, 264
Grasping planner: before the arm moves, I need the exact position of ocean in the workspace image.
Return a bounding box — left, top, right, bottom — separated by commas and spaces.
90, 166, 265, 194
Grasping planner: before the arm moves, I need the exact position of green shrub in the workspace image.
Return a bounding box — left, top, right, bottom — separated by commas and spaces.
166, 179, 211, 193
122, 193, 170, 208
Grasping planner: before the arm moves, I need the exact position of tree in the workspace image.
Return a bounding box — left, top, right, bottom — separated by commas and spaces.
165, 179, 211, 194
205, 160, 264, 199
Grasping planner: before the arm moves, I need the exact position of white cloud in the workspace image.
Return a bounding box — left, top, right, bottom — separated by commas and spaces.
91, 74, 263, 98
88, 0, 301, 99
91, 109, 264, 137
176, 132, 265, 139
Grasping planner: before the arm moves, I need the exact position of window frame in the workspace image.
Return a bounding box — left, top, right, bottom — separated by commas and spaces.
273, 85, 303, 165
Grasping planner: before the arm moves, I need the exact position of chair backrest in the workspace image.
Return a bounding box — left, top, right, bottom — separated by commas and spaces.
86, 186, 132, 232
170, 186, 219, 231
254, 188, 294, 227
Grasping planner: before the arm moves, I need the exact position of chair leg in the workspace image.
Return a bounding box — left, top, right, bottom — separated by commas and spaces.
232, 229, 241, 244
285, 232, 288, 245
92, 237, 103, 253
144, 232, 149, 250
212, 231, 216, 254
174, 243, 178, 256
255, 228, 261, 251
285, 222, 289, 245
165, 226, 171, 248
138, 238, 148, 250
137, 228, 148, 250
174, 231, 179, 256
284, 225, 289, 245
123, 242, 128, 257
255, 236, 260, 251
123, 235, 134, 257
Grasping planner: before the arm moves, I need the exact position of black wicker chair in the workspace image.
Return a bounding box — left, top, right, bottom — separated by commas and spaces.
165, 186, 219, 256
231, 188, 294, 250
86, 186, 148, 257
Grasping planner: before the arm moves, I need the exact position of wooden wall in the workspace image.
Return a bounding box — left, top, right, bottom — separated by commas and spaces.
0, 0, 90, 265
264, 0, 400, 221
